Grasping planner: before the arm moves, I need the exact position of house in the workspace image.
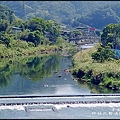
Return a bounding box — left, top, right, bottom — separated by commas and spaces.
61, 30, 71, 36
12, 27, 23, 32
12, 27, 23, 40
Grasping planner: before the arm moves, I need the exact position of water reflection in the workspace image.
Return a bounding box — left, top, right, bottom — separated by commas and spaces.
77, 81, 120, 94
0, 55, 88, 95
0, 61, 12, 88
22, 55, 60, 81
0, 55, 60, 88
0, 54, 119, 95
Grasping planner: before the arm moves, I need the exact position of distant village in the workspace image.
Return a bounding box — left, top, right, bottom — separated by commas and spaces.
60, 24, 101, 45
12, 23, 101, 46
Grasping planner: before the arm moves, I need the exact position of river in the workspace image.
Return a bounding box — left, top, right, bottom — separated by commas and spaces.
0, 55, 91, 96
0, 54, 120, 119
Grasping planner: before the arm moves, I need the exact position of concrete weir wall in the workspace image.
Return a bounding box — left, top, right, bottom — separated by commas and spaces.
0, 100, 120, 106
0, 94, 120, 106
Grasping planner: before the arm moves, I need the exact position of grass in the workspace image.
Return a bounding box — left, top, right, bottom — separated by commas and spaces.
0, 38, 74, 58
71, 44, 120, 90
71, 44, 120, 76
0, 40, 58, 58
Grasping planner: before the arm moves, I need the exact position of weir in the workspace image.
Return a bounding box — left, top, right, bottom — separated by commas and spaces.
0, 94, 120, 106
0, 100, 120, 107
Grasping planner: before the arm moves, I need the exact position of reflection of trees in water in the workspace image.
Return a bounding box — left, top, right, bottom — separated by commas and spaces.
24, 55, 60, 81
0, 55, 60, 87
77, 81, 119, 94
0, 63, 12, 87
0, 75, 10, 88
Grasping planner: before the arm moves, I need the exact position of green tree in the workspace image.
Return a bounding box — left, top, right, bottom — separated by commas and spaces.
92, 45, 115, 63
0, 19, 10, 32
101, 23, 120, 49
69, 30, 82, 39
46, 20, 61, 43
25, 17, 47, 34
12, 17, 23, 28
72, 30, 82, 36
27, 30, 42, 47
0, 4, 15, 24
0, 33, 11, 47
20, 29, 30, 41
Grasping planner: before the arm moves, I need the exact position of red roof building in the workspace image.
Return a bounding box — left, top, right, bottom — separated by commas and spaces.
89, 27, 95, 31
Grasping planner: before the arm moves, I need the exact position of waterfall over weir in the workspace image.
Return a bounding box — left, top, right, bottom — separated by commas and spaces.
0, 94, 120, 119
0, 94, 120, 107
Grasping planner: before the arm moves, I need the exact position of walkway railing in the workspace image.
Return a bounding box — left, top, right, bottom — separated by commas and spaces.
0, 94, 120, 98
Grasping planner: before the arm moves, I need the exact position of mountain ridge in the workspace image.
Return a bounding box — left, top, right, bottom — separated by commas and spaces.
0, 1, 120, 29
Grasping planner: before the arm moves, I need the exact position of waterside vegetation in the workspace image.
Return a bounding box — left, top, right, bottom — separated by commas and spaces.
72, 44, 120, 90
71, 23, 120, 91
0, 4, 76, 58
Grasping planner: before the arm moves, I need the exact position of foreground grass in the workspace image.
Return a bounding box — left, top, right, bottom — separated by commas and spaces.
72, 44, 120, 75
71, 44, 120, 90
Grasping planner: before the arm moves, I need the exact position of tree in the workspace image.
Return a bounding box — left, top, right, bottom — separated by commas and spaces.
0, 19, 10, 32
73, 30, 82, 36
101, 23, 120, 49
0, 33, 11, 47
20, 29, 30, 41
27, 30, 43, 47
0, 4, 15, 24
17, 17, 62, 45
46, 20, 61, 43
25, 17, 47, 34
69, 30, 82, 38
12, 17, 23, 28
92, 45, 115, 63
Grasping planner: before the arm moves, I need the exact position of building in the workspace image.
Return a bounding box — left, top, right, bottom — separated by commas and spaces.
12, 27, 23, 32
12, 27, 23, 40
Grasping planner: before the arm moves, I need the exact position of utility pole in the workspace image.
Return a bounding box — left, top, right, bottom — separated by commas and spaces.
23, 1, 27, 21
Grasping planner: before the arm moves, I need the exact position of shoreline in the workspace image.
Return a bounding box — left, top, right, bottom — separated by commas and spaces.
71, 44, 120, 91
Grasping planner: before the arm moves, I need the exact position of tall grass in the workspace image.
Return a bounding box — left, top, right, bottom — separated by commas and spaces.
72, 44, 120, 76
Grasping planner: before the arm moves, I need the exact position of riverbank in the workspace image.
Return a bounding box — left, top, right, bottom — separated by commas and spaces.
0, 39, 76, 58
71, 44, 120, 91
0, 43, 58, 58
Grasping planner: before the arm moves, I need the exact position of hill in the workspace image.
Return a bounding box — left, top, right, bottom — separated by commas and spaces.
0, 1, 120, 29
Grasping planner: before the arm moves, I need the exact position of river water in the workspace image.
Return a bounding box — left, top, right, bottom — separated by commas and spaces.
0, 54, 120, 119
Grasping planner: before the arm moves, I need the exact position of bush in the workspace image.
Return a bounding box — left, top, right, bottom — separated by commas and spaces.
92, 45, 115, 63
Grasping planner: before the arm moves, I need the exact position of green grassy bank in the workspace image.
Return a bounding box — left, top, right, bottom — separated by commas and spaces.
0, 38, 77, 58
71, 44, 120, 91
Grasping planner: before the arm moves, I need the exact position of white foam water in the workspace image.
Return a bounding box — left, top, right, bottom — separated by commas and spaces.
54, 103, 120, 109
0, 102, 120, 111
28, 108, 52, 112
0, 105, 25, 110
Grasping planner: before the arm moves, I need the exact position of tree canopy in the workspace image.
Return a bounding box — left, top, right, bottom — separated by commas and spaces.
101, 23, 120, 49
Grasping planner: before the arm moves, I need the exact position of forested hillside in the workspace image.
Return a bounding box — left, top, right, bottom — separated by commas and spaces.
0, 4, 15, 23
74, 2, 120, 29
0, 1, 120, 29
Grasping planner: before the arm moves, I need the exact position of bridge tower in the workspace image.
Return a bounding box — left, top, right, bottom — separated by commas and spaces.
23, 1, 27, 21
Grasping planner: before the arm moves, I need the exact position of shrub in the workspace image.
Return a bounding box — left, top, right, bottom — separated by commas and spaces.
92, 45, 115, 63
